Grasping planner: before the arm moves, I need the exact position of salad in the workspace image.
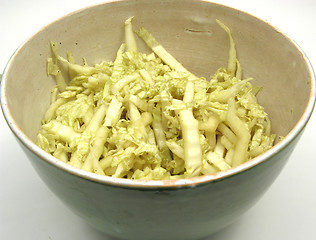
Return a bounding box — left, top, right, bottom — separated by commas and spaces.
37, 17, 275, 180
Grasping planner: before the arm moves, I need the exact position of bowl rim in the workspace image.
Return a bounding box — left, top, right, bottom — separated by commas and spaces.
1, 0, 315, 189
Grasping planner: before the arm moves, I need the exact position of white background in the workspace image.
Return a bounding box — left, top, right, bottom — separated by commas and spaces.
1, 0, 315, 239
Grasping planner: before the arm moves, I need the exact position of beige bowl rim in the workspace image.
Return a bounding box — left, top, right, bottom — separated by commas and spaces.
1, 0, 315, 189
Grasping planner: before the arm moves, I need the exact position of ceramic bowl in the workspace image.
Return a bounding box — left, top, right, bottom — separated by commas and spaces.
1, 1, 315, 239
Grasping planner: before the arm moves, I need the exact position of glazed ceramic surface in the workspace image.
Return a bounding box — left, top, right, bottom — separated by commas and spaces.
1, 0, 315, 240
20, 136, 298, 240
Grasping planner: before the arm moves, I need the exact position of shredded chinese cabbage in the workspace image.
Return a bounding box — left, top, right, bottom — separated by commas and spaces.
37, 18, 276, 180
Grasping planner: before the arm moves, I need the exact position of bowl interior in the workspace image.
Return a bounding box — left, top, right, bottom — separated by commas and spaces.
2, 0, 313, 166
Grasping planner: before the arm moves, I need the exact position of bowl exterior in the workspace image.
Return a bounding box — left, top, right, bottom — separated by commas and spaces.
17, 131, 302, 240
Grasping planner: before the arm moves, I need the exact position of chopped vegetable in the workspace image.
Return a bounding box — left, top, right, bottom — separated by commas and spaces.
37, 18, 276, 180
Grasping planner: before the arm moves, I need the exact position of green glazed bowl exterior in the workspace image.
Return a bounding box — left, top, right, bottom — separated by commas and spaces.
1, 0, 315, 239
19, 133, 301, 240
